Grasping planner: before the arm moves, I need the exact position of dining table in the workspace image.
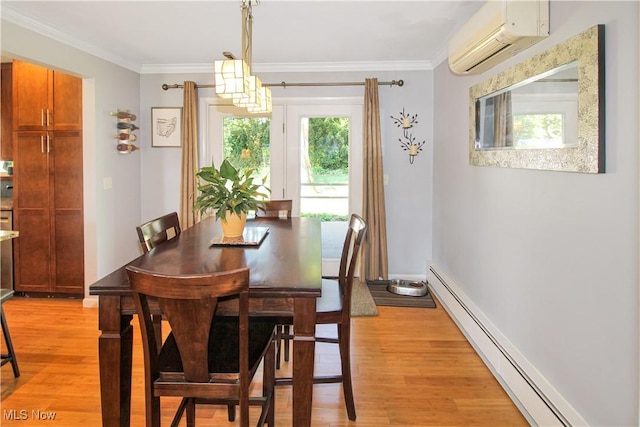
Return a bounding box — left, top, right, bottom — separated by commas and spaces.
89, 216, 322, 427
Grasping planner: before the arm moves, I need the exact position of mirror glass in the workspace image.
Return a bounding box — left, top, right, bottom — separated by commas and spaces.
475, 62, 578, 150
469, 25, 604, 173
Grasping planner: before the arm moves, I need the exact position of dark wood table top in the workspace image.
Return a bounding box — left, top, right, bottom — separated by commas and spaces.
89, 216, 322, 299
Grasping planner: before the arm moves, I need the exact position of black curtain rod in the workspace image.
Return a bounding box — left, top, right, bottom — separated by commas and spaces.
161, 79, 404, 90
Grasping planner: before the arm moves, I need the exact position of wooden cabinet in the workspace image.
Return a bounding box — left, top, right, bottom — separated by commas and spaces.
13, 132, 50, 292
12, 60, 82, 132
1, 63, 13, 160
51, 131, 84, 293
12, 60, 84, 295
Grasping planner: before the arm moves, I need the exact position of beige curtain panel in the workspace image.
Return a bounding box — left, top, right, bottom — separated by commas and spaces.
179, 81, 200, 228
360, 78, 389, 281
493, 92, 513, 147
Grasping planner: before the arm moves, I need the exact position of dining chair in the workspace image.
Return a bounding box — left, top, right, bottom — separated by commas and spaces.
276, 213, 367, 421
254, 200, 293, 368
255, 199, 292, 219
135, 212, 183, 354
126, 265, 277, 427
1, 289, 20, 378
136, 212, 182, 253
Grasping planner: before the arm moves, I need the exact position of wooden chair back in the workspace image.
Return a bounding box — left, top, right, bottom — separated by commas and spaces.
256, 200, 292, 219
136, 212, 181, 253
337, 214, 367, 319
126, 265, 257, 425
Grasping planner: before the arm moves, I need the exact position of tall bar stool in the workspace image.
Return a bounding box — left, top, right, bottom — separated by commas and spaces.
275, 214, 367, 420
1, 288, 20, 378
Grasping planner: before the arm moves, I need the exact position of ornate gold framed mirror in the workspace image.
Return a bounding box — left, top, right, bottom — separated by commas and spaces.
469, 25, 605, 173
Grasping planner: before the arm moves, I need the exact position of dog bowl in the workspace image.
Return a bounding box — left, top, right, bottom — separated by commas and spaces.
386, 279, 428, 297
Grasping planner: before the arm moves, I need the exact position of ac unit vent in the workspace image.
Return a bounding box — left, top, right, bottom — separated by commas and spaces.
448, 0, 549, 75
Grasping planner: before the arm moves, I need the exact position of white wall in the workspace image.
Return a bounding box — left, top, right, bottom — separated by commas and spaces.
140, 69, 434, 276
432, 1, 639, 425
1, 21, 143, 289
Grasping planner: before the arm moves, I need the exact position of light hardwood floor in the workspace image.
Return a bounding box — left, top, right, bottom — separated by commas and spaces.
0, 295, 528, 426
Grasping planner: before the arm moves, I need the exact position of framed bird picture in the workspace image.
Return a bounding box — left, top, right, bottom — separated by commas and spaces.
151, 107, 182, 147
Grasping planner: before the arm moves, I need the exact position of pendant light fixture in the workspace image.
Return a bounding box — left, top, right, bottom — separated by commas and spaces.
214, 0, 272, 114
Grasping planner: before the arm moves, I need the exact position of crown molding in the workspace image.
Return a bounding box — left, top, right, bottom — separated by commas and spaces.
141, 60, 433, 75
253, 60, 433, 73
2, 4, 141, 73
140, 63, 215, 74
430, 44, 450, 71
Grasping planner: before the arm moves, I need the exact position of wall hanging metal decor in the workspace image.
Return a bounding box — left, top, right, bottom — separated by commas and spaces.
111, 110, 139, 153
390, 108, 425, 164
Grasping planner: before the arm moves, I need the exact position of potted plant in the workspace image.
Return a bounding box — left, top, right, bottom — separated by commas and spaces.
194, 158, 270, 238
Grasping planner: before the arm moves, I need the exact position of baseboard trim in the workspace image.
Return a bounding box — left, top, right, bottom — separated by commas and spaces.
427, 264, 586, 427
82, 295, 98, 308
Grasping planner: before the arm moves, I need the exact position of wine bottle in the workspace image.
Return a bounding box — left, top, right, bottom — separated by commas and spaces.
117, 143, 139, 153
117, 122, 140, 131
114, 133, 137, 141
110, 111, 137, 121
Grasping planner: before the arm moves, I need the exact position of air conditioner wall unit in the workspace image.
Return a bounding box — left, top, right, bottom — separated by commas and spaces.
448, 0, 549, 75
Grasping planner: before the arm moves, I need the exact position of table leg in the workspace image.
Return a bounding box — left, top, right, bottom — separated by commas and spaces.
292, 297, 316, 427
98, 295, 134, 427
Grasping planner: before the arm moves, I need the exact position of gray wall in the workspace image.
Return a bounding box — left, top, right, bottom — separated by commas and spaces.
140, 70, 434, 276
432, 1, 638, 424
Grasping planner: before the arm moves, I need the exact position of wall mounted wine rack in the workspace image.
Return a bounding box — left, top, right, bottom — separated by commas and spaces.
110, 110, 139, 153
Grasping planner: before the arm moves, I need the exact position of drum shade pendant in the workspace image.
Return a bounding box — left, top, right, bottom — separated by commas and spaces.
214, 0, 272, 114
214, 59, 250, 99
247, 85, 271, 113
233, 74, 261, 106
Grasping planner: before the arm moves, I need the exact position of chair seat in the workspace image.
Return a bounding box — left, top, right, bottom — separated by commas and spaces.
316, 279, 343, 315
159, 316, 277, 374
277, 279, 342, 326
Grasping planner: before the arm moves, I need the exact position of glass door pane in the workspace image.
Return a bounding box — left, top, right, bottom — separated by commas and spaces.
204, 104, 277, 203
285, 104, 363, 273
222, 116, 271, 190
299, 116, 350, 221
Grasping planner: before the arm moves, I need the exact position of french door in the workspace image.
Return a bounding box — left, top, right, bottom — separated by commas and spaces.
203, 99, 363, 273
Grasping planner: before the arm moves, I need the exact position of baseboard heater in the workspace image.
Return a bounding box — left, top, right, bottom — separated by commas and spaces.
429, 266, 571, 426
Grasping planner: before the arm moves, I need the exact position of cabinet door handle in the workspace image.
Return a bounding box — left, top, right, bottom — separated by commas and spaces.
47, 134, 51, 153
41, 135, 45, 153
41, 109, 46, 126
46, 109, 51, 127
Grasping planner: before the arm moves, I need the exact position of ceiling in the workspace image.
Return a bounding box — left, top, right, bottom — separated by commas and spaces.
1, 1, 483, 74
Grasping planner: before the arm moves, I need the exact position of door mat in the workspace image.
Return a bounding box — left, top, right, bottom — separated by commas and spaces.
366, 282, 437, 308
350, 280, 379, 317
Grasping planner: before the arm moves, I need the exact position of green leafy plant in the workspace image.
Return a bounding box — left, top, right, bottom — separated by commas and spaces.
194, 158, 270, 221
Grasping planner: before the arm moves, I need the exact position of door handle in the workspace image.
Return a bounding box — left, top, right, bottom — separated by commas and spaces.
41, 135, 45, 153
47, 134, 51, 153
